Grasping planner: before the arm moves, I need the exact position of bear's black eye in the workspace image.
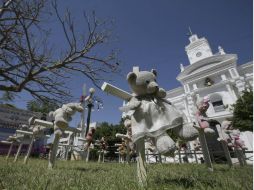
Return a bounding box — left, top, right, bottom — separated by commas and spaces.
146, 80, 150, 84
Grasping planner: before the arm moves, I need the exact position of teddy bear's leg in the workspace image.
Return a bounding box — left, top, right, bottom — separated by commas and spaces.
204, 128, 215, 135
135, 137, 147, 187
172, 123, 199, 141
155, 133, 176, 156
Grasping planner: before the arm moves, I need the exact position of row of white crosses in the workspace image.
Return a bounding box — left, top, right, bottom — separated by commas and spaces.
2, 87, 98, 167
64, 124, 100, 162
2, 119, 51, 164
57, 131, 75, 160
2, 103, 85, 167
55, 128, 87, 161
55, 123, 97, 162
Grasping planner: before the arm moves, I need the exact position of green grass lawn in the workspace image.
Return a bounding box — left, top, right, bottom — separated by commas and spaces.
0, 156, 252, 190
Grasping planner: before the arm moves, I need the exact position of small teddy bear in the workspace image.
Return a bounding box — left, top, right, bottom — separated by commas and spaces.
121, 68, 198, 156
54, 103, 83, 128
195, 97, 215, 135
49, 103, 83, 136
220, 120, 233, 142
221, 121, 247, 150
85, 127, 96, 150
228, 129, 246, 149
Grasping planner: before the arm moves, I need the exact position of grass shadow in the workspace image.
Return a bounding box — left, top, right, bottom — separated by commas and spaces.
155, 176, 219, 188
214, 166, 231, 172
157, 177, 195, 188
74, 167, 108, 173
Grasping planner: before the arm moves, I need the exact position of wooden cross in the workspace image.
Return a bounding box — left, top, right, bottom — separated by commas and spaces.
101, 72, 147, 187
216, 125, 233, 167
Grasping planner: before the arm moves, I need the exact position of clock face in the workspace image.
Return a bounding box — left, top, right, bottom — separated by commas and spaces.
196, 52, 202, 57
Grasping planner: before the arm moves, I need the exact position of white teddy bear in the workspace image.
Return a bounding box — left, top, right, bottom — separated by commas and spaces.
49, 103, 83, 136
121, 69, 199, 156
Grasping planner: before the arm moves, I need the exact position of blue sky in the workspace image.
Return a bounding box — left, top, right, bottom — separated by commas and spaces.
7, 0, 253, 125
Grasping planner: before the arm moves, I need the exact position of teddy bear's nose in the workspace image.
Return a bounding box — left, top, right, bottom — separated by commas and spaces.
147, 81, 159, 93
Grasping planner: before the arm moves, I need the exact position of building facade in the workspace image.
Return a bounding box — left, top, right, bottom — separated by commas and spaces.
0, 105, 42, 154
165, 33, 253, 164
166, 33, 253, 124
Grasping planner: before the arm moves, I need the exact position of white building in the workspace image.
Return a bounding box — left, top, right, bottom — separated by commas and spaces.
166, 33, 253, 124
165, 33, 253, 164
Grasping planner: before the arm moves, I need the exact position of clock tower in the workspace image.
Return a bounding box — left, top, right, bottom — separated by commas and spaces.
185, 31, 213, 65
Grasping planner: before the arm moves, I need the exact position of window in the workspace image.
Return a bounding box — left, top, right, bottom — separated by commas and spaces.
230, 68, 238, 78
210, 94, 225, 112
212, 100, 225, 112
196, 52, 202, 57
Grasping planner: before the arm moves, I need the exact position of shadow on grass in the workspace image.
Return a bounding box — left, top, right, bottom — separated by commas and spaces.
214, 166, 231, 172
154, 177, 219, 188
74, 167, 109, 173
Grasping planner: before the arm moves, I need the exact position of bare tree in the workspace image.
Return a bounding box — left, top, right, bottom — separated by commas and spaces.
0, 0, 120, 103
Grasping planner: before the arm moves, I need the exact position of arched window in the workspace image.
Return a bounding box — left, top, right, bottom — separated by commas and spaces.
209, 94, 225, 112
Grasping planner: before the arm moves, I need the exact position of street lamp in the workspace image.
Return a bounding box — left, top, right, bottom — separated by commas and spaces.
80, 84, 87, 137
85, 88, 95, 137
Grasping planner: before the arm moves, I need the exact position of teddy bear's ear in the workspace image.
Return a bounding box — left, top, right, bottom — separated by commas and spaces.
127, 72, 137, 82
151, 69, 157, 76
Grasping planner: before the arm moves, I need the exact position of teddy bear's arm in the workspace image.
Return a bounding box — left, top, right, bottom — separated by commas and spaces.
119, 97, 141, 112
156, 87, 167, 98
